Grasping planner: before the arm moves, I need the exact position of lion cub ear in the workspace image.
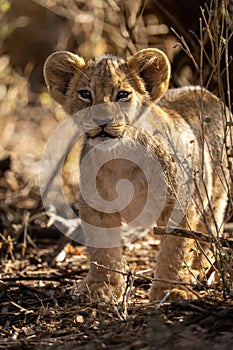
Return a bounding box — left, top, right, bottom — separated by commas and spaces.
128, 48, 170, 101
43, 51, 85, 105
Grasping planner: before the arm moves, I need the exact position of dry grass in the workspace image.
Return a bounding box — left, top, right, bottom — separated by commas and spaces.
0, 0, 233, 349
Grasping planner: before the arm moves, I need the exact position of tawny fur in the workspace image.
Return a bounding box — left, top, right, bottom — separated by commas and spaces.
44, 48, 232, 301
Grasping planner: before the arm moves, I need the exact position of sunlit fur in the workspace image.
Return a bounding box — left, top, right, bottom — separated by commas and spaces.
44, 49, 231, 302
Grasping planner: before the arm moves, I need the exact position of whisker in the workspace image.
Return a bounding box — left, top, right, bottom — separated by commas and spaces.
122, 69, 137, 82
75, 67, 89, 81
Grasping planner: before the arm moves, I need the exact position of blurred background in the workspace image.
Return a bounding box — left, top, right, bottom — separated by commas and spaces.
0, 0, 232, 244
0, 4, 233, 345
1, 0, 233, 96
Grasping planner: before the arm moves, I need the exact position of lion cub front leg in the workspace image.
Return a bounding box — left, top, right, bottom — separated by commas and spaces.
149, 235, 195, 301
149, 208, 199, 301
77, 204, 125, 302
77, 246, 125, 302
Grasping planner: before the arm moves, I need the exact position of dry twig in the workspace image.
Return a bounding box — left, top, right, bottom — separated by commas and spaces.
153, 226, 233, 248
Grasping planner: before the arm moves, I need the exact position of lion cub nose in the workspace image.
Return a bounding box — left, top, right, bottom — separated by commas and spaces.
93, 117, 114, 125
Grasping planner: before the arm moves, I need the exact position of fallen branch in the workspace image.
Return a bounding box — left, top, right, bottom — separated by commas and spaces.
153, 227, 233, 249
28, 210, 233, 249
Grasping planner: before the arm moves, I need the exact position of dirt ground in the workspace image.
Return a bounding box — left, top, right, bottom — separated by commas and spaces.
0, 99, 233, 350
0, 230, 233, 350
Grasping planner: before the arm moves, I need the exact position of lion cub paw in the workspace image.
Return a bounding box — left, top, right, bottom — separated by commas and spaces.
149, 282, 197, 302
74, 275, 125, 303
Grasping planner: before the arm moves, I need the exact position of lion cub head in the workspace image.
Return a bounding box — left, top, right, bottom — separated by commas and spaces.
44, 48, 170, 138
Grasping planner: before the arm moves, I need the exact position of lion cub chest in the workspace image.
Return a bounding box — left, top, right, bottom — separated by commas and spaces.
79, 134, 151, 226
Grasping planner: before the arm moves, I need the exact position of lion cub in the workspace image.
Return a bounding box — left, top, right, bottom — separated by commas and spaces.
44, 48, 231, 301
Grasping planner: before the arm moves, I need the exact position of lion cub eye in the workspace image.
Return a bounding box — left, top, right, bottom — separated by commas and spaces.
78, 90, 92, 101
116, 91, 131, 101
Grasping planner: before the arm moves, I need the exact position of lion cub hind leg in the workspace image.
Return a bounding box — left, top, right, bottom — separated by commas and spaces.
191, 188, 229, 282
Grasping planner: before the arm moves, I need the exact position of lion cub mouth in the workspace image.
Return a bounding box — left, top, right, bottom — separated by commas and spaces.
87, 130, 117, 139
86, 124, 125, 139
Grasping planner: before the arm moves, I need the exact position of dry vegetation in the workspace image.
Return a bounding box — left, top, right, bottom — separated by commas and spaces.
0, 0, 233, 349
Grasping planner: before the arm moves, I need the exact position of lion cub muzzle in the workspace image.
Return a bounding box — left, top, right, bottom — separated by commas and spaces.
85, 103, 126, 139
86, 121, 126, 139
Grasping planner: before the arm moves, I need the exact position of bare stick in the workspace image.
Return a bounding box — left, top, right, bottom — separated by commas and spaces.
153, 226, 233, 249
91, 261, 198, 287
